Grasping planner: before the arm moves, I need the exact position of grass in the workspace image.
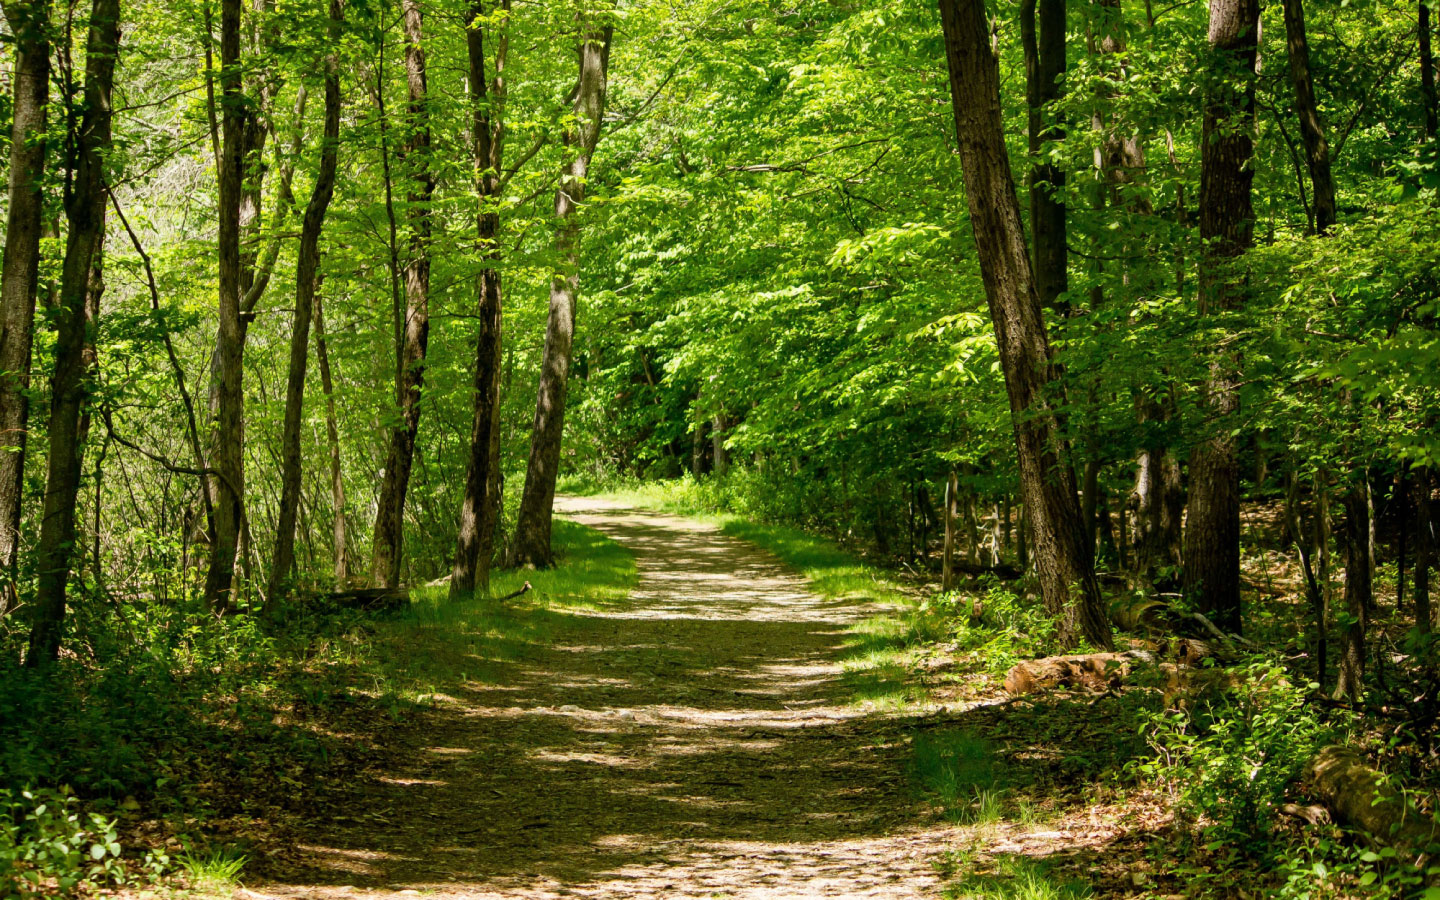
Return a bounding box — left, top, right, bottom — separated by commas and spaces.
912, 729, 1009, 824
945, 858, 1092, 900
177, 846, 247, 894
354, 518, 639, 705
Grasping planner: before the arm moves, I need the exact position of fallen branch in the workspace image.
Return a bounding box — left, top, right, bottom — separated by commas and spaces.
1306, 746, 1438, 852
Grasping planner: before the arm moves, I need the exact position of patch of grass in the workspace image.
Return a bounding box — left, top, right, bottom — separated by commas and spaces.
945, 858, 1091, 900
178, 846, 247, 894
912, 729, 1011, 823
352, 518, 639, 705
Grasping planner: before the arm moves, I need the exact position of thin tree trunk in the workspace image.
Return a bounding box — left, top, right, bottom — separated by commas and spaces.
313, 289, 348, 583
1282, 0, 1336, 234
938, 0, 1112, 649
370, 0, 434, 588
510, 22, 613, 568
267, 0, 343, 608
1417, 468, 1433, 633
202, 0, 248, 612
452, 0, 509, 600
943, 470, 957, 591
1020, 0, 1067, 312
1421, 0, 1437, 140
27, 0, 120, 663
1334, 484, 1370, 702
1182, 0, 1260, 634
0, 0, 53, 610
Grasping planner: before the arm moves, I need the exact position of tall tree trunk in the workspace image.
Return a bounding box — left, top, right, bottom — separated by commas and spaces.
1182, 0, 1259, 634
1334, 484, 1370, 703
938, 0, 1112, 650
0, 0, 53, 610
370, 0, 434, 588
452, 0, 509, 600
313, 289, 348, 583
510, 22, 613, 568
267, 0, 343, 608
943, 470, 958, 591
1421, 0, 1437, 140
202, 0, 248, 611
26, 0, 120, 664
1020, 0, 1068, 312
1281, 0, 1336, 234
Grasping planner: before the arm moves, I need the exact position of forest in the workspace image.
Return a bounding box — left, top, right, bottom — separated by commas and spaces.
0, 0, 1438, 892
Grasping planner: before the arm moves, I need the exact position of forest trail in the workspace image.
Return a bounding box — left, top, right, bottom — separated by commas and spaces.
256, 497, 958, 899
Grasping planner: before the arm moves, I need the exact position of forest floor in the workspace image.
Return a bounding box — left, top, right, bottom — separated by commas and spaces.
222, 496, 1168, 900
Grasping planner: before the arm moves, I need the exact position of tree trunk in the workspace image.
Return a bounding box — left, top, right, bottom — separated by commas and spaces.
370, 0, 435, 588
943, 470, 958, 591
711, 414, 729, 475
1334, 484, 1370, 703
451, 0, 509, 600
0, 0, 53, 610
1020, 0, 1068, 312
1281, 0, 1336, 234
26, 0, 119, 663
1417, 468, 1434, 633
939, 0, 1112, 649
313, 290, 348, 583
267, 0, 343, 608
1131, 397, 1184, 586
1421, 0, 1437, 141
1181, 0, 1259, 634
202, 0, 249, 612
510, 22, 613, 569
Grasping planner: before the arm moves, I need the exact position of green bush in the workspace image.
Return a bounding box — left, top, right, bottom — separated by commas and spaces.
1132, 659, 1332, 852
0, 786, 167, 898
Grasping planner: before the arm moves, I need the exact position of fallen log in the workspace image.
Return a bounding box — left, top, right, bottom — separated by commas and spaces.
323, 587, 409, 612
1004, 650, 1157, 695
1306, 746, 1438, 851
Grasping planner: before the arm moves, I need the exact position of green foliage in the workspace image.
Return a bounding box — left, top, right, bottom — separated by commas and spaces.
912, 730, 1009, 825
0, 787, 167, 898
944, 857, 1091, 900
925, 579, 1065, 681
1132, 660, 1332, 853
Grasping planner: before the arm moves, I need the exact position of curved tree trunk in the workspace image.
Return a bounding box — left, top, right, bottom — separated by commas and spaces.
1282, 0, 1336, 234
370, 0, 434, 588
26, 0, 121, 663
1182, 0, 1260, 634
510, 22, 613, 569
0, 0, 53, 612
267, 0, 344, 608
451, 0, 509, 600
938, 0, 1112, 650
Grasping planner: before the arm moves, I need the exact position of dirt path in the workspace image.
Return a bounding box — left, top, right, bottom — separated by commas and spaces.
259, 498, 959, 899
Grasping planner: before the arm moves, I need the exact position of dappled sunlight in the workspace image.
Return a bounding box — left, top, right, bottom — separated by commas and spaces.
259, 498, 957, 899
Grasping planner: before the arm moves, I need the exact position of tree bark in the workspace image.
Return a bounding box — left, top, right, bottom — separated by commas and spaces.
0, 0, 53, 609
451, 0, 509, 600
943, 471, 958, 591
26, 0, 120, 664
1281, 0, 1336, 234
370, 0, 435, 588
510, 22, 613, 569
313, 289, 349, 583
201, 0, 249, 612
938, 0, 1112, 650
1182, 0, 1259, 634
1416, 468, 1434, 633
1131, 395, 1184, 586
1334, 484, 1370, 703
1421, 0, 1437, 141
267, 0, 343, 608
1020, 0, 1068, 312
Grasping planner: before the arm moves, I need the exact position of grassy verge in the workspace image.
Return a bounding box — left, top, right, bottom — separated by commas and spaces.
0, 518, 635, 898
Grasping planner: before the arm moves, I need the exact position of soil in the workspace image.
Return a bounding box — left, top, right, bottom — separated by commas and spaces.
250, 497, 968, 899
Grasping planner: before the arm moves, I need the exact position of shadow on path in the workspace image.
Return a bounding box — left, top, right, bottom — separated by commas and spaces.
258, 498, 957, 899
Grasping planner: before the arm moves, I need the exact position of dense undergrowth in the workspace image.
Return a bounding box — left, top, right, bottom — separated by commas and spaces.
569, 473, 1439, 899
0, 519, 636, 898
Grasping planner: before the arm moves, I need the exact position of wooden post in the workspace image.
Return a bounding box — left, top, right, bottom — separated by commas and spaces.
943, 471, 958, 592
